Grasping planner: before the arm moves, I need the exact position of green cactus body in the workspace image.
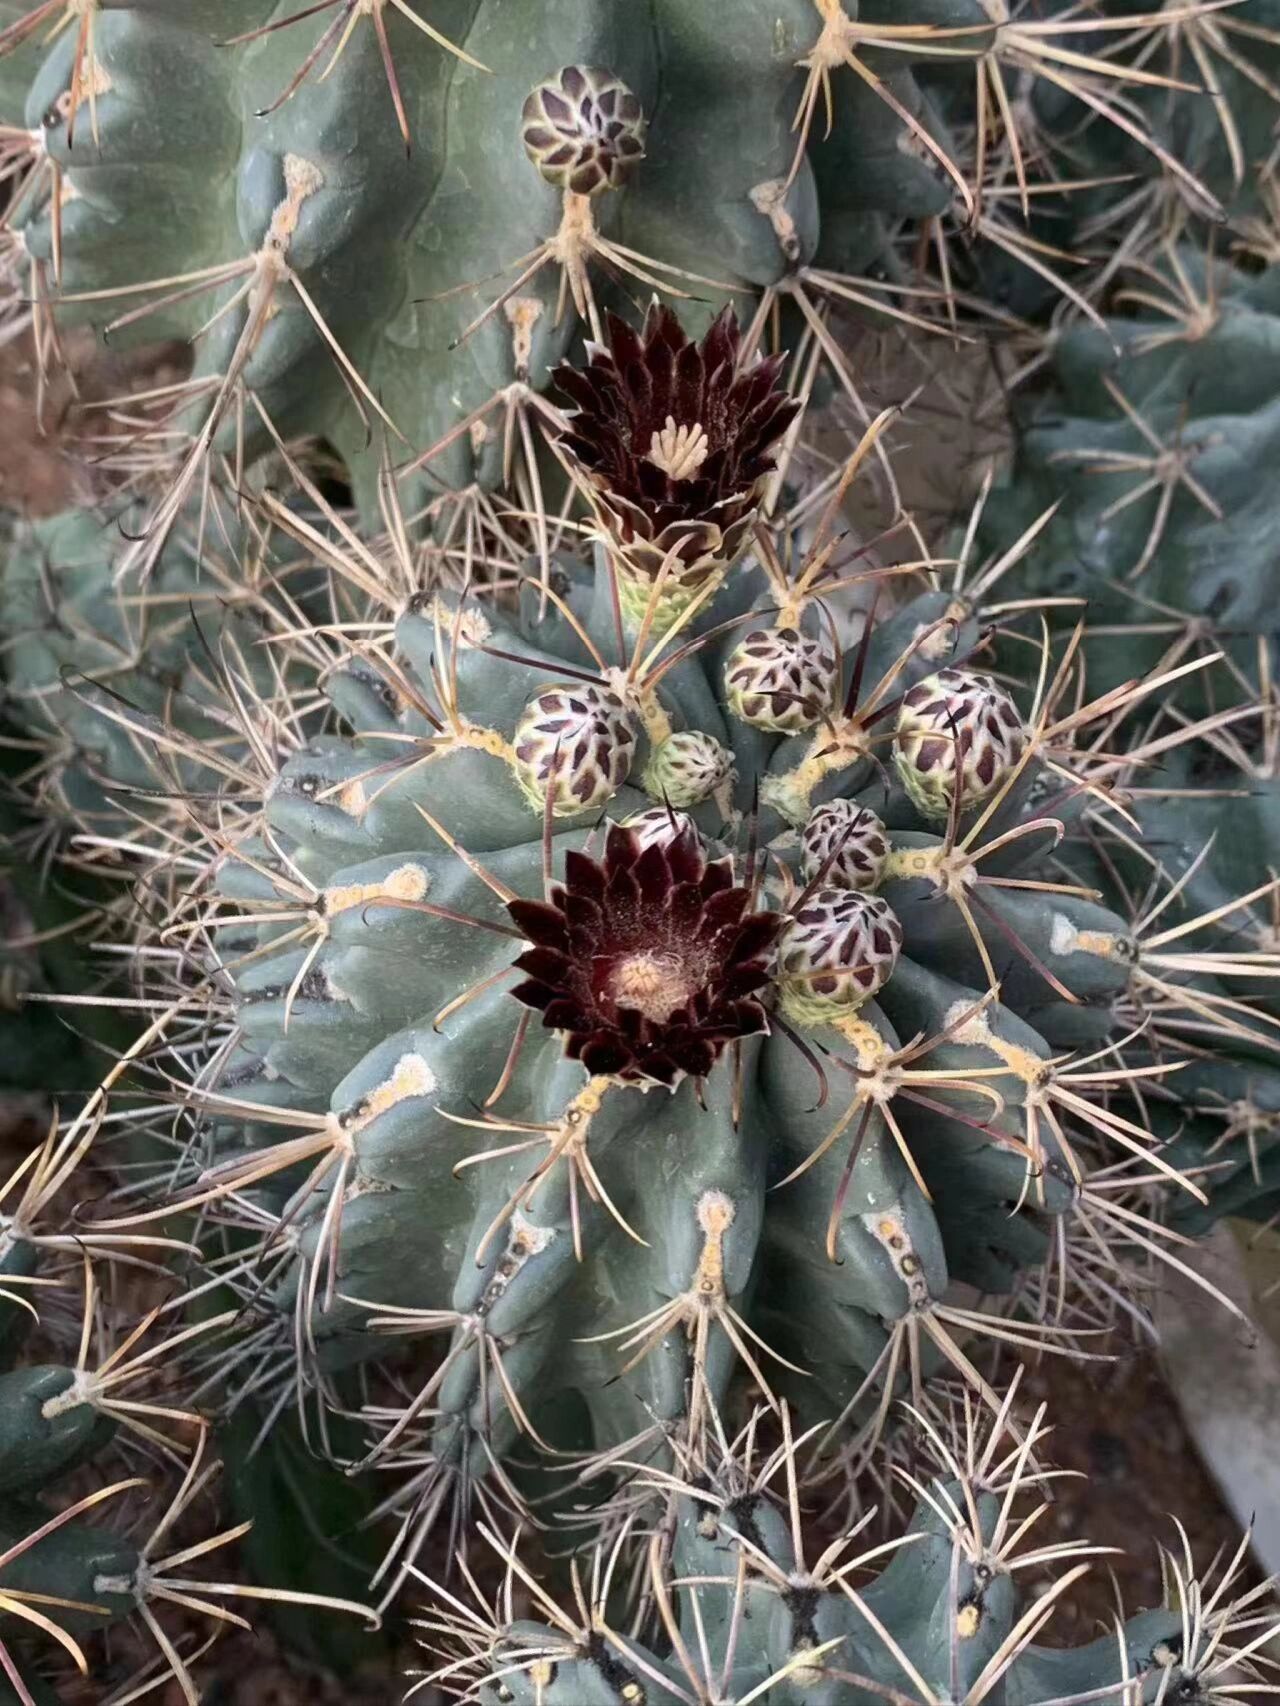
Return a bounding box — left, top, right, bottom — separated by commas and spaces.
1, 492, 325, 825
0, 0, 986, 528
413, 1405, 1222, 1705
155, 330, 1205, 1607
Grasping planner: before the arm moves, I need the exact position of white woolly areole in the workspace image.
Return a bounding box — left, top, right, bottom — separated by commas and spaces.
942, 996, 994, 1046
345, 1052, 438, 1136
508, 1210, 557, 1256
1049, 913, 1079, 958
696, 1190, 736, 1237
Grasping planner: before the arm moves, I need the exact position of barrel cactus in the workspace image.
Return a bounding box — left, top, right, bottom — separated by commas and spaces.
66, 308, 1270, 1662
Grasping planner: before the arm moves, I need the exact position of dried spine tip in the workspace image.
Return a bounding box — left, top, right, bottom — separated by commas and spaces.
893, 668, 1027, 820
724, 625, 838, 732
800, 800, 889, 892
778, 889, 903, 1024
521, 66, 646, 196
512, 682, 637, 816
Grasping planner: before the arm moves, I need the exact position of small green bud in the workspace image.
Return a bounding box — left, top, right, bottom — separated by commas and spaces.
641, 730, 734, 807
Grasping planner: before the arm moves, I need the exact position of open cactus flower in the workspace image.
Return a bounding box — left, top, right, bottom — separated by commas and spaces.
556, 304, 800, 632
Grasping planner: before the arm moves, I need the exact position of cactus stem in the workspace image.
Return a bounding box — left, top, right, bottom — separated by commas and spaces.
577, 1190, 808, 1445
793, 3, 980, 218
0, 1, 102, 149
51, 184, 402, 582
773, 1010, 1007, 1247
0, 1473, 145, 1679
445, 1075, 625, 1264
1047, 378, 1224, 581
222, 0, 489, 150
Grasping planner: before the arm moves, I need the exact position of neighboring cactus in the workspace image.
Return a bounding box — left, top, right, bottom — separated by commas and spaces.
0, 0, 991, 548
0, 484, 331, 829
1067, 658, 1280, 1242
977, 248, 1280, 667
0, 1141, 375, 1699
1017, 0, 1280, 230
0, 1413, 376, 1700
413, 1389, 1276, 1704
969, 244, 1280, 1235
906, 3, 1280, 323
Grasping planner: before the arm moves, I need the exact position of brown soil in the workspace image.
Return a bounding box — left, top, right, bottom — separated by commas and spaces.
0, 325, 187, 516
1017, 1345, 1265, 1641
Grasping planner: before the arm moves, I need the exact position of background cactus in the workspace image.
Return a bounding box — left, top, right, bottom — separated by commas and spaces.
977, 248, 1280, 657
0, 1107, 379, 1699
1, 482, 331, 829
411, 1386, 1270, 1705
972, 244, 1280, 1241
0, 0, 990, 550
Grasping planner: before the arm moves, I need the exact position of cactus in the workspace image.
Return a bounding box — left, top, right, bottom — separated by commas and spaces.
0, 479, 339, 830
970, 244, 1280, 1236
4, 3, 1280, 1696
1014, 0, 1280, 232
411, 1384, 1275, 1704
977, 248, 1280, 660
62, 309, 1271, 1649
0, 0, 998, 558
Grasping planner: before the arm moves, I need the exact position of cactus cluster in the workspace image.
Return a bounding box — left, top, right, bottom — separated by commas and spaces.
1, 2, 1280, 1703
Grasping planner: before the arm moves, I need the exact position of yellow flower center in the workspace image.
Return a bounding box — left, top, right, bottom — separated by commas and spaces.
608, 950, 699, 1023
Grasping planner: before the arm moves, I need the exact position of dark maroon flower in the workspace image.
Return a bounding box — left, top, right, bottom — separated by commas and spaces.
506, 823, 778, 1086
553, 305, 799, 598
